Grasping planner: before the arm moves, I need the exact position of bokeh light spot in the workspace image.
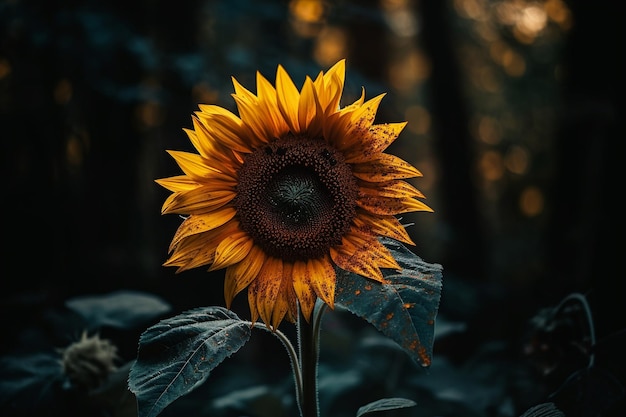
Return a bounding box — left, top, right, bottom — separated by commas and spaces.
136, 101, 164, 128
505, 145, 529, 174
289, 0, 326, 38
475, 115, 502, 144
479, 150, 504, 181
54, 79, 73, 105
387, 48, 431, 92
314, 27, 348, 67
0, 58, 11, 79
519, 185, 544, 217
66, 134, 85, 168
405, 105, 431, 135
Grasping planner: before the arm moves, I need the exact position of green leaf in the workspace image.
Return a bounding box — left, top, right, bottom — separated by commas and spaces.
0, 353, 63, 412
356, 397, 417, 417
210, 385, 288, 417
335, 238, 443, 367
519, 403, 565, 417
128, 306, 251, 417
66, 290, 172, 330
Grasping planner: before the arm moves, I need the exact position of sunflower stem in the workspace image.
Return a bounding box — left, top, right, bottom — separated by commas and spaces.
297, 301, 324, 417
552, 292, 596, 368
248, 322, 304, 410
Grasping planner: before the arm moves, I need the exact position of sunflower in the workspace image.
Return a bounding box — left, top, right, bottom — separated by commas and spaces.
156, 60, 432, 329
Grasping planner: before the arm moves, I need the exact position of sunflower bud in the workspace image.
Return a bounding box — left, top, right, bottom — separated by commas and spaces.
60, 331, 119, 390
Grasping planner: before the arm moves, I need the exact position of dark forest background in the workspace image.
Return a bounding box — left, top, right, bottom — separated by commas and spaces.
1, 1, 624, 416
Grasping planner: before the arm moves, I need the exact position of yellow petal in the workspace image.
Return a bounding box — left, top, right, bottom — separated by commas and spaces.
230, 76, 277, 142
312, 70, 326, 101
271, 262, 295, 329
321, 59, 345, 113
247, 286, 259, 324
352, 211, 415, 246
346, 232, 401, 271
249, 257, 284, 328
323, 59, 346, 83
350, 93, 385, 127
155, 175, 201, 192
357, 194, 433, 215
358, 179, 426, 199
231, 76, 258, 103
256, 71, 277, 102
330, 235, 384, 282
256, 71, 289, 136
158, 168, 237, 193
188, 118, 243, 170
276, 64, 300, 133
163, 233, 207, 268
166, 220, 240, 272
195, 107, 255, 153
161, 187, 235, 215
231, 94, 272, 144
339, 87, 365, 114
352, 153, 424, 182
323, 110, 353, 148
209, 231, 254, 271
168, 207, 237, 250
298, 76, 320, 136
308, 256, 336, 309
325, 86, 366, 141
292, 260, 317, 322
224, 245, 266, 308
334, 93, 386, 152
166, 150, 212, 180
344, 122, 407, 163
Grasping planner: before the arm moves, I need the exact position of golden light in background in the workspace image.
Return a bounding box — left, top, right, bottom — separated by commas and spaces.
54, 79, 73, 105
289, 0, 326, 38
387, 47, 431, 92
455, 0, 571, 43
494, 0, 548, 44
545, 0, 573, 30
479, 150, 505, 181
453, 0, 488, 21
290, 0, 324, 22
458, 44, 502, 93
66, 130, 90, 169
504, 144, 529, 174
66, 135, 83, 168
405, 105, 431, 135
513, 4, 548, 44
490, 41, 526, 77
519, 185, 544, 216
474, 115, 502, 144
135, 101, 164, 129
380, 0, 410, 8
501, 48, 526, 76
192, 81, 220, 105
474, 20, 499, 41
0, 58, 11, 79
380, 0, 419, 38
313, 26, 348, 67
474, 65, 502, 93
517, 4, 548, 33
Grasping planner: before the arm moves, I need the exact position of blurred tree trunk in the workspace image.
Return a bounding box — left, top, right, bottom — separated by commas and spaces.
547, 2, 624, 319
417, 0, 486, 282
546, 2, 624, 413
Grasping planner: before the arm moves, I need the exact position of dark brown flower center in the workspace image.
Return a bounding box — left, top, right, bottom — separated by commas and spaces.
233, 134, 357, 262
